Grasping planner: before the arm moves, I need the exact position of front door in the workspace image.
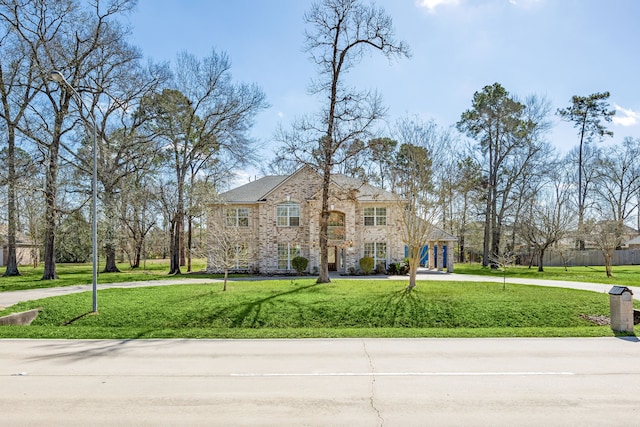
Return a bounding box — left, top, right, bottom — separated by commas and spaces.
328, 246, 337, 271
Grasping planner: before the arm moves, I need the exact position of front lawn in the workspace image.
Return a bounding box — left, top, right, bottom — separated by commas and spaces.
454, 263, 640, 287
1, 279, 633, 339
0, 259, 217, 292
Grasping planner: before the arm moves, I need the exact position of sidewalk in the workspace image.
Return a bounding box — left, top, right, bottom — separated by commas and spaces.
1, 271, 638, 309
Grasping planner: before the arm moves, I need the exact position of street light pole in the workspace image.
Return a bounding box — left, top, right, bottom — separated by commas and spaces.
50, 70, 98, 313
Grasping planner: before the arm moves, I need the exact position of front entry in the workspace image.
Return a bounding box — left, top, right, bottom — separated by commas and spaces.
328, 246, 337, 271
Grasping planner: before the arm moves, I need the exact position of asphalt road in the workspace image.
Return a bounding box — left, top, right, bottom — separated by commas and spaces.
1, 338, 639, 426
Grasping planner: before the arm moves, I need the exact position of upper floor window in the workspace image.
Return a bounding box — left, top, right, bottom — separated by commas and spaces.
328, 212, 345, 240
277, 202, 300, 227
227, 207, 249, 227
364, 207, 386, 226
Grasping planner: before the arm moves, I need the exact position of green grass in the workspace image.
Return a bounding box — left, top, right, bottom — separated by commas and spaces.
1, 279, 635, 339
0, 259, 225, 292
455, 263, 640, 287
3, 260, 638, 293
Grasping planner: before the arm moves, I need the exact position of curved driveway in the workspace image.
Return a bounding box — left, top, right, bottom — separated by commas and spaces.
1, 270, 638, 309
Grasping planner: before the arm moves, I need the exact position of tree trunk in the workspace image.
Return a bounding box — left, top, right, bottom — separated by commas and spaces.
576, 125, 586, 251
103, 243, 119, 272
187, 215, 192, 273
169, 214, 182, 275
537, 247, 545, 272
317, 165, 331, 283
102, 191, 120, 273
132, 239, 142, 269
42, 134, 60, 281
406, 245, 420, 291
482, 192, 491, 267
4, 127, 20, 276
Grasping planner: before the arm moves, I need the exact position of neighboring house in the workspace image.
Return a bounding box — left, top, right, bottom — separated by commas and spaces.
207, 166, 456, 275
623, 235, 640, 249
0, 225, 39, 267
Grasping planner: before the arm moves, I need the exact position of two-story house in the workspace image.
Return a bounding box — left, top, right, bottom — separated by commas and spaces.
207, 166, 455, 275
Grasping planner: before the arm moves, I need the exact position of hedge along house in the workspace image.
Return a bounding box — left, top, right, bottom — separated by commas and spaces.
206, 166, 456, 275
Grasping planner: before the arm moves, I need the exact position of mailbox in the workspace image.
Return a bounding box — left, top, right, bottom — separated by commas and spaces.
609, 286, 634, 333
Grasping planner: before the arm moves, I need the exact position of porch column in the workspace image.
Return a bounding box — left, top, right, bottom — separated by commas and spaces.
428, 241, 435, 270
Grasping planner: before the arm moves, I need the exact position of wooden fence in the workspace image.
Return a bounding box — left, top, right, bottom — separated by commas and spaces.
536, 249, 640, 267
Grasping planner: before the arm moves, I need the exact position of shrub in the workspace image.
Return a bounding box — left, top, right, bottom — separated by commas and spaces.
291, 256, 308, 275
388, 261, 409, 275
359, 257, 375, 275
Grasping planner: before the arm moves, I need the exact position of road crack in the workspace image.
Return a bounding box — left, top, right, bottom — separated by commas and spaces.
362, 339, 384, 427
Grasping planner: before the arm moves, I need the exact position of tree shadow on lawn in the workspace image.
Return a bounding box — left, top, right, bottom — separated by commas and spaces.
199, 286, 438, 329
189, 282, 320, 328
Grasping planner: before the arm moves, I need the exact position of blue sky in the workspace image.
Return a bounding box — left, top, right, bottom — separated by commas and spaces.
127, 0, 640, 178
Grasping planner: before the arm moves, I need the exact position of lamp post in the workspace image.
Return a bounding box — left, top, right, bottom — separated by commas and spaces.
50, 70, 98, 313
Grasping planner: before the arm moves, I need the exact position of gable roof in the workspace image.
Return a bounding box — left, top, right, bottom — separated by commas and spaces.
330, 173, 401, 202
429, 226, 457, 242
625, 235, 640, 246
218, 166, 400, 204
218, 175, 288, 203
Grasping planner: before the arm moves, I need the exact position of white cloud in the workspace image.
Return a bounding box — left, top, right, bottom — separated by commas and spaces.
613, 104, 640, 127
508, 0, 543, 7
415, 0, 460, 13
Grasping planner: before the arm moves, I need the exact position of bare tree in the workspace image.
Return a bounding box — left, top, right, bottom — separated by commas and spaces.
74, 52, 168, 273
390, 143, 436, 290
119, 171, 158, 269
7, 0, 138, 280
592, 137, 640, 232
138, 50, 267, 275
207, 206, 251, 291
519, 169, 573, 272
391, 116, 457, 289
0, 3, 44, 275
278, 0, 409, 283
584, 219, 622, 278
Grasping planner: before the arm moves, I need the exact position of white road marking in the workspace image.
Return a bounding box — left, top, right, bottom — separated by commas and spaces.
230, 371, 575, 377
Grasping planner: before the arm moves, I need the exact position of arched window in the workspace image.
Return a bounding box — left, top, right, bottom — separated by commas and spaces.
277, 202, 300, 227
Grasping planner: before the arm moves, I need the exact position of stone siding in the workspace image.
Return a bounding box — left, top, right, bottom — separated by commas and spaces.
207, 167, 408, 274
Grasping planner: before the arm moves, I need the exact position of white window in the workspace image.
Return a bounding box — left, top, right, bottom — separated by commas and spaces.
364, 207, 386, 226
364, 242, 387, 268
277, 202, 300, 227
278, 242, 300, 270
232, 243, 249, 269
226, 208, 249, 227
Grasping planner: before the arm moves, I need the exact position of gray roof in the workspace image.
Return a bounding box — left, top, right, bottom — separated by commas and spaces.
625, 235, 640, 245
331, 174, 401, 202
429, 226, 457, 241
218, 168, 401, 203
218, 175, 288, 203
